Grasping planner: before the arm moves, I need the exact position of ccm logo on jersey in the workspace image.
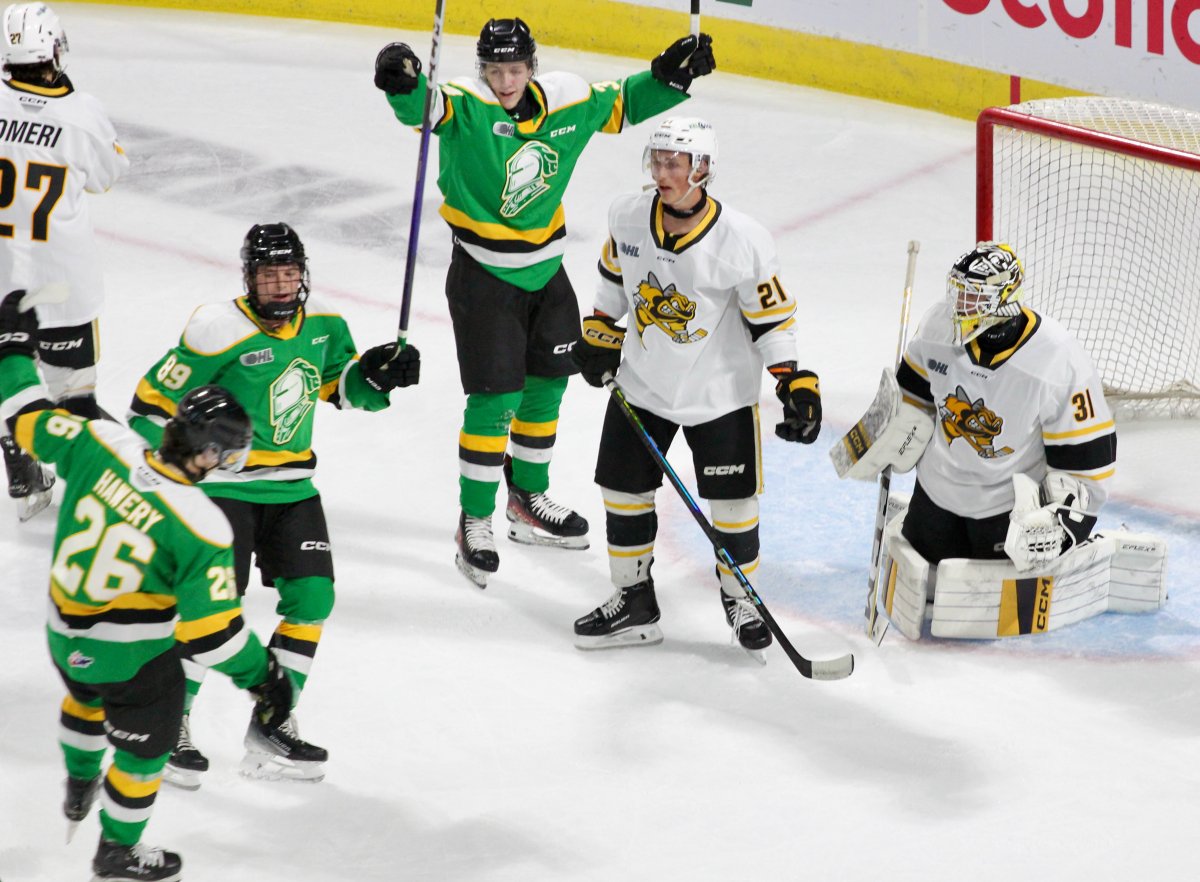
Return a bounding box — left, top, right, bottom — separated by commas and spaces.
39, 338, 83, 352
552, 341, 577, 354
240, 349, 275, 366
703, 464, 745, 475
549, 125, 577, 138
300, 540, 331, 551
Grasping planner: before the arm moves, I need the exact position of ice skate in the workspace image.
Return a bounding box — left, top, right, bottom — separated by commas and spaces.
721, 588, 772, 663
240, 711, 327, 783
162, 713, 207, 791
455, 509, 499, 588
3, 434, 54, 521
506, 486, 590, 549
574, 579, 663, 649
91, 838, 182, 882
64, 774, 100, 843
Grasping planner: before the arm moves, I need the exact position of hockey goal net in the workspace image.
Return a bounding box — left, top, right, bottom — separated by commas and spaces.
977, 97, 1200, 419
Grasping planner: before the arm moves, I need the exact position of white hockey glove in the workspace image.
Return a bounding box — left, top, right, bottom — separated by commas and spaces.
1004, 472, 1087, 572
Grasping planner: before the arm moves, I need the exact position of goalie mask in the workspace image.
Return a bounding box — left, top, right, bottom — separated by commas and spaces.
946, 242, 1024, 345
241, 222, 310, 323
476, 17, 537, 76
643, 117, 718, 205
2, 2, 69, 74
160, 385, 253, 480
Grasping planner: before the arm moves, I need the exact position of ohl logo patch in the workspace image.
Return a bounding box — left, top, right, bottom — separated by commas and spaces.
270, 357, 321, 445
500, 142, 559, 218
938, 384, 1013, 458
633, 272, 708, 345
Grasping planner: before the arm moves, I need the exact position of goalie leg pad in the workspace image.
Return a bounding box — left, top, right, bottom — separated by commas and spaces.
879, 516, 932, 641
830, 369, 934, 481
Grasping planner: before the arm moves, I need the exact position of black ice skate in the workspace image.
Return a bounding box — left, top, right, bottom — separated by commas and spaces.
574, 579, 663, 649
64, 774, 100, 843
2, 433, 54, 521
455, 509, 499, 588
721, 588, 773, 661
241, 710, 328, 783
92, 838, 182, 882
162, 714, 207, 791
506, 486, 590, 549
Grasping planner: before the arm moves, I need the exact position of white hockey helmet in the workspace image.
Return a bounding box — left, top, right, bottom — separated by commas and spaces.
2, 3, 68, 73
642, 116, 718, 190
946, 241, 1025, 344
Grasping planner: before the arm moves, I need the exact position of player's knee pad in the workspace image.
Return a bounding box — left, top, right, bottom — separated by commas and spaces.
879, 515, 933, 641
517, 374, 568, 421
602, 487, 656, 587
709, 497, 759, 564
274, 575, 335, 623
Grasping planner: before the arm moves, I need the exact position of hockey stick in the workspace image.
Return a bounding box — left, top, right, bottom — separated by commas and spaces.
691, 0, 700, 35
863, 240, 920, 645
602, 372, 854, 681
396, 0, 447, 349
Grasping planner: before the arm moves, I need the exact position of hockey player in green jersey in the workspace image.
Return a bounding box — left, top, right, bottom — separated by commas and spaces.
128, 222, 420, 788
374, 18, 715, 587
0, 288, 323, 882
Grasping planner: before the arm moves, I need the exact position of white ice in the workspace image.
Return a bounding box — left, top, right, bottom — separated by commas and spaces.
2, 6, 1198, 881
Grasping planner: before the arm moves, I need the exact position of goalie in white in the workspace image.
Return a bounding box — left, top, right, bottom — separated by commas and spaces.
836, 242, 1164, 639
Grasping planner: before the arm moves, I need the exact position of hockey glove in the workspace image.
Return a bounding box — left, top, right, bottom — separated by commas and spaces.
359, 342, 421, 392
374, 43, 422, 95
651, 33, 716, 92
772, 364, 822, 443
248, 649, 294, 728
0, 290, 38, 361
571, 314, 625, 388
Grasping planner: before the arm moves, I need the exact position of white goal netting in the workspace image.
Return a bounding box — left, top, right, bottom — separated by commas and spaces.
983, 97, 1200, 419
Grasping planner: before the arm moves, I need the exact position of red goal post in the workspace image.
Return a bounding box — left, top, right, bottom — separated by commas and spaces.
977, 98, 1200, 419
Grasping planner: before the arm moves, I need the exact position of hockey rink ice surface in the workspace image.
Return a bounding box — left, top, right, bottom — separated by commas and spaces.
2, 6, 1199, 881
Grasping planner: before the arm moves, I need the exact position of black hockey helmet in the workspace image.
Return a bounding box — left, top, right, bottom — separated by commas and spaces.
241, 222, 310, 322
160, 385, 253, 481
477, 18, 536, 72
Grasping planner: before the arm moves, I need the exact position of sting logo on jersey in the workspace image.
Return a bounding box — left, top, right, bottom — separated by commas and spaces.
632, 272, 708, 345
501, 142, 559, 218
938, 385, 1014, 458
269, 358, 321, 445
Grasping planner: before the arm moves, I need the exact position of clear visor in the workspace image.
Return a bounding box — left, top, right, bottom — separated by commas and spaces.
642, 147, 697, 180
203, 441, 251, 474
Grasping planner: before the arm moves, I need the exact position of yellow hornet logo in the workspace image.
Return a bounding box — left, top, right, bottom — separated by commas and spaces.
633, 272, 708, 345
938, 385, 1013, 458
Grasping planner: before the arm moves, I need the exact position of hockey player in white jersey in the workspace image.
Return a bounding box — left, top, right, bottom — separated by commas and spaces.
570, 117, 822, 653
0, 2, 128, 520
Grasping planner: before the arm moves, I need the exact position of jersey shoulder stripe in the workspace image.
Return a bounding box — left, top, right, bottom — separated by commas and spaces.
181, 300, 258, 355
536, 71, 592, 112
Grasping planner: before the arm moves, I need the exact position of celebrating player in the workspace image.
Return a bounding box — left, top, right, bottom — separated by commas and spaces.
128, 223, 420, 787
569, 117, 822, 653
0, 289, 320, 882
0, 2, 128, 520
373, 18, 716, 587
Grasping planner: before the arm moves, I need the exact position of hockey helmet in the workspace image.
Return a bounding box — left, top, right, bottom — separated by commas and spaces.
241, 222, 310, 323
160, 386, 253, 480
2, 3, 68, 73
643, 117, 718, 190
946, 241, 1025, 344
476, 18, 537, 74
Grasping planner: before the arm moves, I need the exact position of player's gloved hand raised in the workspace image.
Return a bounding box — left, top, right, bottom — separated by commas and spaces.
571, 314, 625, 388
771, 364, 821, 443
651, 33, 716, 92
0, 290, 38, 361
374, 43, 422, 95
359, 342, 421, 391
248, 649, 293, 728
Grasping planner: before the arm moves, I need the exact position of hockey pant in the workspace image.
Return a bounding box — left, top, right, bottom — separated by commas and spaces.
458, 375, 568, 518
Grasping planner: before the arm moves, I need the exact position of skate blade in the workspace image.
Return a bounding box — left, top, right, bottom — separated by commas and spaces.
90, 871, 181, 882
16, 488, 52, 522
738, 646, 768, 666
66, 819, 81, 844
575, 623, 664, 650
162, 764, 202, 791
454, 553, 489, 589
506, 521, 589, 550
239, 751, 325, 783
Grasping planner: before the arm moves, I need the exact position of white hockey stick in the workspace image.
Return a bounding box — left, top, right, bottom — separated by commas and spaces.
864, 241, 919, 645
18, 282, 70, 311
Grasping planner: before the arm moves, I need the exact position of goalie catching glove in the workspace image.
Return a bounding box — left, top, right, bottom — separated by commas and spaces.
1004, 471, 1097, 572
650, 33, 716, 92
830, 368, 934, 480
374, 43, 422, 95
359, 342, 421, 392
572, 313, 625, 387
770, 363, 821, 443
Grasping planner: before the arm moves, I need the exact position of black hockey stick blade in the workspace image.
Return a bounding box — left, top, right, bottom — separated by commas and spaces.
757, 603, 854, 681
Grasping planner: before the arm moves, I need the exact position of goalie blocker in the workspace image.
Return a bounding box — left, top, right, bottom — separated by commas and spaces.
878, 506, 1166, 640
830, 368, 933, 480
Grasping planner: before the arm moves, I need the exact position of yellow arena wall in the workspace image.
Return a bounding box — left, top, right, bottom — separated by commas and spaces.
72, 0, 1080, 119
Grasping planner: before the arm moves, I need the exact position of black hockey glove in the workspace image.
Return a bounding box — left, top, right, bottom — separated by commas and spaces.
359, 342, 421, 392
0, 290, 38, 361
248, 649, 294, 728
651, 33, 716, 92
374, 42, 422, 95
571, 314, 625, 388
771, 364, 822, 444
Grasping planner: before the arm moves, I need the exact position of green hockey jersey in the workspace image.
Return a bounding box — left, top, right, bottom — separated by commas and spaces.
130, 296, 389, 504
385, 69, 687, 291
0, 354, 268, 687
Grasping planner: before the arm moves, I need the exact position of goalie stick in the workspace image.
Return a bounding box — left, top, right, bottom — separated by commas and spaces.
864, 240, 919, 644
395, 0, 446, 349
602, 372, 854, 681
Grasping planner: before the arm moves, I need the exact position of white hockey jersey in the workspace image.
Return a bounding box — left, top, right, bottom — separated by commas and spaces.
899, 301, 1116, 519
595, 191, 798, 425
0, 77, 128, 328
